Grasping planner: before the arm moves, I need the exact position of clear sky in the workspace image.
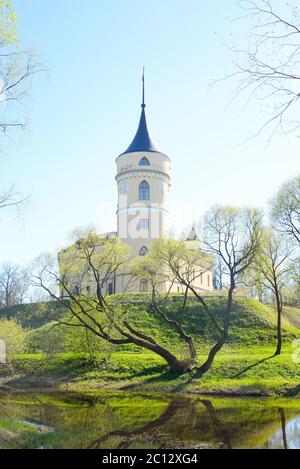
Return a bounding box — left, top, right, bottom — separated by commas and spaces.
0, 0, 299, 265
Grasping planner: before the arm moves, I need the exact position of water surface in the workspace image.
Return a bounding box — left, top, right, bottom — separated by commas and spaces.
0, 390, 299, 449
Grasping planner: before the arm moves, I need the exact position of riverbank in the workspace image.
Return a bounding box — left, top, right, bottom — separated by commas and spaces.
1, 345, 300, 397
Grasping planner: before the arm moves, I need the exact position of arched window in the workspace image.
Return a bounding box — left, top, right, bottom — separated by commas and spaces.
139, 180, 150, 200
139, 278, 148, 292
139, 157, 150, 166
139, 246, 149, 256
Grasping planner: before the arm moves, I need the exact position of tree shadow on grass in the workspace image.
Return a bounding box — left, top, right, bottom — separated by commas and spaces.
231, 354, 276, 379
120, 366, 192, 391
283, 384, 300, 397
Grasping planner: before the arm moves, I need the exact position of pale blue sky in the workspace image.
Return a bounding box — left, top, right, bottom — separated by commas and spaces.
0, 0, 299, 265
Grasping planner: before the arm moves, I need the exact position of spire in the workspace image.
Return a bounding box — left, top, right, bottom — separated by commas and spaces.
142, 66, 145, 108
120, 69, 159, 155
186, 225, 199, 241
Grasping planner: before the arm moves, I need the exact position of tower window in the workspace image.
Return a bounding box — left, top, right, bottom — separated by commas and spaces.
139, 157, 150, 166
139, 180, 150, 200
139, 246, 149, 256
139, 219, 149, 230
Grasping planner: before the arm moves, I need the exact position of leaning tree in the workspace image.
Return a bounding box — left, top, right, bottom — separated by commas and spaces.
32, 231, 212, 374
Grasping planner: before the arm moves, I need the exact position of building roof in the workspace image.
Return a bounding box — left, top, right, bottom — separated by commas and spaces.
120, 70, 160, 156
120, 106, 159, 156
186, 225, 199, 241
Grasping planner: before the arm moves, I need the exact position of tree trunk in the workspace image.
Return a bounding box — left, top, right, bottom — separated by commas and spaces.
124, 332, 193, 373
198, 288, 233, 373
274, 292, 282, 356
279, 408, 288, 449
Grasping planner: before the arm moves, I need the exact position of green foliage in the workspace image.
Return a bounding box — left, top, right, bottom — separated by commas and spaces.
0, 1, 17, 45
0, 301, 65, 328
271, 174, 300, 244
26, 320, 114, 357
0, 318, 26, 360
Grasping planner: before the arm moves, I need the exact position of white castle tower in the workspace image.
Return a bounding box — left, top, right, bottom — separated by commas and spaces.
59, 74, 213, 297
116, 73, 171, 258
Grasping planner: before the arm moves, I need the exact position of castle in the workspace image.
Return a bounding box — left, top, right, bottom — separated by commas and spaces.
59, 76, 213, 296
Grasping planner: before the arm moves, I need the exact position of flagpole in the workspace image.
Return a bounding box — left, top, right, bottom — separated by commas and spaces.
142, 66, 145, 108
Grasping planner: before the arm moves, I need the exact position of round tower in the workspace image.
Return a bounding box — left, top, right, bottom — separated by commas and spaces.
115, 74, 171, 258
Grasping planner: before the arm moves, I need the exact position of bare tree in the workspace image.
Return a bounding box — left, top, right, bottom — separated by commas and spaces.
32, 232, 205, 374
213, 257, 224, 290
224, 0, 300, 140
0, 262, 29, 307
252, 229, 294, 355
199, 206, 263, 372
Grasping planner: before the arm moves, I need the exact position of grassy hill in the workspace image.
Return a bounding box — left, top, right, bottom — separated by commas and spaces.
283, 306, 300, 329
1, 295, 299, 353
0, 301, 65, 329
2, 295, 300, 397
113, 294, 299, 350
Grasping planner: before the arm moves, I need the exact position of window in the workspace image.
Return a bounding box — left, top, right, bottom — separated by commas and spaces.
140, 278, 148, 292
108, 282, 114, 295
139, 219, 149, 230
86, 285, 91, 296
139, 157, 150, 166
207, 275, 210, 288
139, 246, 149, 256
139, 180, 150, 200
74, 285, 81, 295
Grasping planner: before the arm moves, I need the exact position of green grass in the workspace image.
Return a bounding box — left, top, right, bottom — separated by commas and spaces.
7, 345, 300, 397
283, 306, 300, 329
2, 294, 300, 396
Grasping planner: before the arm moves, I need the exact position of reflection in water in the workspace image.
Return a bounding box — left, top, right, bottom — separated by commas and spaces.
0, 390, 300, 449
266, 411, 300, 449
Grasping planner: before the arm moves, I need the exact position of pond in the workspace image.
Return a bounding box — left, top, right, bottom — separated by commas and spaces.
0, 390, 299, 449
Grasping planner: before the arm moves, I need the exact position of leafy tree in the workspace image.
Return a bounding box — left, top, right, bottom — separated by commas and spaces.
271, 174, 300, 245
0, 318, 26, 362
251, 230, 294, 355
0, 1, 43, 211
199, 206, 263, 371
0, 1, 17, 45
33, 232, 208, 373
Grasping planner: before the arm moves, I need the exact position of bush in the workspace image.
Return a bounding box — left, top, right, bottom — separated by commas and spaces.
0, 319, 26, 361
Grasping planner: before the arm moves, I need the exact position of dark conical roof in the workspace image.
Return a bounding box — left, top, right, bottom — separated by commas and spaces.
120, 105, 159, 156
120, 70, 160, 156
